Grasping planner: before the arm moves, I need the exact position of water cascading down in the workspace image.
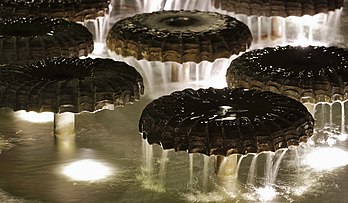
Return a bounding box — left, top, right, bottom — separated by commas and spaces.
213, 0, 344, 46
0, 0, 111, 43
227, 45, 348, 143
106, 10, 252, 97
138, 87, 314, 196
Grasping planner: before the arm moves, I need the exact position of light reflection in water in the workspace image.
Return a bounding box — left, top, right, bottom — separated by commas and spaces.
255, 186, 277, 202
61, 159, 113, 181
14, 110, 54, 123
0, 1, 347, 202
303, 147, 348, 171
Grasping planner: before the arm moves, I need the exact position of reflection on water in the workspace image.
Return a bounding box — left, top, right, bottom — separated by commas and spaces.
61, 159, 113, 181
0, 98, 347, 203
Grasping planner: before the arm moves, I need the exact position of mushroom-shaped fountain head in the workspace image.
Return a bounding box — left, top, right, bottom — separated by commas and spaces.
139, 88, 314, 156
106, 10, 252, 64
214, 0, 344, 17
0, 17, 93, 64
0, 0, 110, 22
0, 57, 144, 138
227, 46, 348, 103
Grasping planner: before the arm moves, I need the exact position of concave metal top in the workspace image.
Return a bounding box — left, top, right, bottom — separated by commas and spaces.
139, 88, 314, 156
227, 45, 348, 103
0, 0, 110, 22
0, 17, 93, 64
107, 10, 252, 63
0, 57, 144, 113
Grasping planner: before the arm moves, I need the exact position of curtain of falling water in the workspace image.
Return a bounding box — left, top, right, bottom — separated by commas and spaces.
82, 16, 108, 43
107, 52, 234, 98
246, 154, 258, 185
341, 102, 346, 134
142, 139, 153, 173
215, 10, 342, 47
312, 101, 347, 145
269, 149, 288, 185
236, 155, 245, 178
159, 150, 169, 187
189, 153, 194, 190
264, 153, 274, 186
202, 155, 210, 192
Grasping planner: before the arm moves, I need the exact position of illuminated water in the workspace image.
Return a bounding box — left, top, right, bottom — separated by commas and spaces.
133, 0, 343, 47
0, 97, 347, 203
108, 52, 235, 98
0, 0, 348, 202
216, 10, 343, 48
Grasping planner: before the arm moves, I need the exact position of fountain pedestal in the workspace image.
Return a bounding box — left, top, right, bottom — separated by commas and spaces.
54, 113, 75, 139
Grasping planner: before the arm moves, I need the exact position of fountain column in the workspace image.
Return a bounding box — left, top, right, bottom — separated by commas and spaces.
54, 113, 75, 139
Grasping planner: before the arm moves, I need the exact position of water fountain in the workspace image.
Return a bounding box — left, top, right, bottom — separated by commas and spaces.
213, 0, 344, 47
0, 57, 144, 139
107, 10, 252, 97
0, 0, 347, 202
130, 0, 344, 47
138, 87, 316, 201
226, 45, 348, 146
0, 17, 94, 64
0, 0, 111, 43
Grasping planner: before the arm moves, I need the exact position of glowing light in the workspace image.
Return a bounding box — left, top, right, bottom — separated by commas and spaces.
255, 186, 277, 202
337, 134, 347, 142
326, 137, 337, 146
293, 186, 308, 196
15, 110, 54, 123
62, 159, 113, 181
303, 147, 348, 171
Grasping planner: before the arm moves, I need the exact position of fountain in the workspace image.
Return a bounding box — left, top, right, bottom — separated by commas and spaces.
0, 0, 111, 43
0, 57, 144, 139
226, 45, 348, 145
138, 87, 315, 201
0, 17, 94, 64
127, 0, 344, 47
107, 10, 252, 97
0, 0, 347, 202
213, 0, 344, 47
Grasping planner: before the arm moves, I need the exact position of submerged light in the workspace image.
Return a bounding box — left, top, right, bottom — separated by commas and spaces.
303, 147, 348, 171
62, 159, 113, 181
255, 186, 277, 202
15, 110, 54, 123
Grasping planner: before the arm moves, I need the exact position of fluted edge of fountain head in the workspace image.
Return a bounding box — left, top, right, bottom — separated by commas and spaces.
0, 57, 144, 114
0, 17, 94, 64
226, 45, 348, 104
214, 0, 344, 17
0, 0, 111, 22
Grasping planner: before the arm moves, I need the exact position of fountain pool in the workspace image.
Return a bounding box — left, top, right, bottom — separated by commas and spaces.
0, 0, 347, 202
0, 96, 347, 202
